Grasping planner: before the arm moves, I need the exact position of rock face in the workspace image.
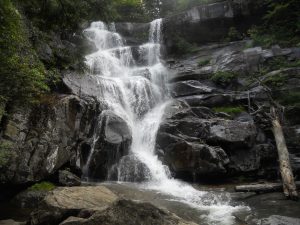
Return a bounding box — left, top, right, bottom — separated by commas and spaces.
163, 1, 262, 53
157, 41, 300, 181
0, 95, 100, 184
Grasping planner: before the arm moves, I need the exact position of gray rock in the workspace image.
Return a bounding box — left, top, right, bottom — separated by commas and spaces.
30, 186, 118, 225
0, 220, 25, 225
83, 110, 132, 180
170, 80, 214, 97
259, 215, 300, 225
0, 95, 101, 184
59, 199, 197, 225
164, 140, 229, 179
59, 170, 81, 187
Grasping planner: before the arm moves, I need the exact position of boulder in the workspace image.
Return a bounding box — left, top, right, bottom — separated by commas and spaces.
108, 155, 151, 182
59, 199, 197, 225
163, 139, 229, 179
30, 186, 118, 225
82, 110, 132, 180
59, 170, 81, 187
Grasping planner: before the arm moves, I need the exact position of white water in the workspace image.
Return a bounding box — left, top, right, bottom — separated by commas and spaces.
83, 19, 249, 225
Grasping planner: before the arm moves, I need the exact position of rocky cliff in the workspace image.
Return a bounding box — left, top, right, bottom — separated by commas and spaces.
0, 0, 299, 188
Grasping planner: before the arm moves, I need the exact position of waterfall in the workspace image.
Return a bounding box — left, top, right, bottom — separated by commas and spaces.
83, 19, 249, 225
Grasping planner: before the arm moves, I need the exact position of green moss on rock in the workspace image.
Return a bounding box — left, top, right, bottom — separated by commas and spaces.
213, 106, 245, 116
28, 181, 56, 191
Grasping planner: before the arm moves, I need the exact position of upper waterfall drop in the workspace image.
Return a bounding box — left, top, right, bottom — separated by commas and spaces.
82, 18, 170, 181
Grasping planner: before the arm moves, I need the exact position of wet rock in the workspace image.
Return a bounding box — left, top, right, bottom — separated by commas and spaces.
170, 80, 214, 97
59, 170, 81, 187
83, 110, 132, 180
59, 199, 197, 225
108, 155, 151, 182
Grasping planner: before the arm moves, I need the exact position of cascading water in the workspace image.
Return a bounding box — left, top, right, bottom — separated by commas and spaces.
83, 19, 249, 225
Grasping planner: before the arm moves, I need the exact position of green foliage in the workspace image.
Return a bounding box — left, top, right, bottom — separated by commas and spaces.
173, 35, 197, 55
226, 27, 242, 42
213, 106, 244, 116
0, 141, 13, 168
198, 59, 210, 67
16, 0, 150, 31
263, 73, 286, 87
277, 91, 300, 107
248, 0, 300, 47
210, 71, 238, 86
28, 181, 56, 191
0, 0, 48, 106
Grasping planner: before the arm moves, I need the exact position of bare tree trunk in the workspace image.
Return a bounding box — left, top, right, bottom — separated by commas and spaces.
271, 107, 298, 200
235, 182, 300, 193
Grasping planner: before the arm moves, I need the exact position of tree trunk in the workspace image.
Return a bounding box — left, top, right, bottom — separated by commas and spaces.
271, 107, 298, 200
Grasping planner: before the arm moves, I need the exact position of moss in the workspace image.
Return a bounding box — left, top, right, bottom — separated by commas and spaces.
213, 106, 245, 116
28, 181, 56, 191
198, 59, 210, 67
0, 0, 49, 106
210, 71, 238, 86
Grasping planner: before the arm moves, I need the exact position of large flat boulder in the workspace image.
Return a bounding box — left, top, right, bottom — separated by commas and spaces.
59, 199, 197, 225
30, 186, 118, 225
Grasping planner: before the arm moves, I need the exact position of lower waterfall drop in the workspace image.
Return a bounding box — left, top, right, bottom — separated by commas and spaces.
83, 19, 249, 225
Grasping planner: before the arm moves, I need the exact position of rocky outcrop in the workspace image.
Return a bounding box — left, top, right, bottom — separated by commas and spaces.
158, 41, 300, 181
0, 95, 99, 184
0, 92, 131, 184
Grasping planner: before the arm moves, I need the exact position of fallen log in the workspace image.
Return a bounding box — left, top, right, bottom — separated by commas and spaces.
235, 182, 300, 193
271, 107, 298, 200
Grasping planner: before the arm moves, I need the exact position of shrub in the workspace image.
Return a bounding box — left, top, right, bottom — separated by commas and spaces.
210, 71, 238, 86
198, 59, 210, 67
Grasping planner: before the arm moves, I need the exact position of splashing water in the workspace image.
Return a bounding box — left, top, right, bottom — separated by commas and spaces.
83, 19, 249, 225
